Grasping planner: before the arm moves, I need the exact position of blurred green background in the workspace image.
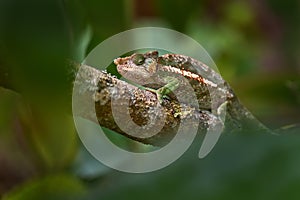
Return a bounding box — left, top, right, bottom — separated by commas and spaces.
0, 0, 300, 199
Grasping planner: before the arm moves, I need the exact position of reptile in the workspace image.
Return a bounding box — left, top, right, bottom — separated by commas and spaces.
114, 50, 277, 136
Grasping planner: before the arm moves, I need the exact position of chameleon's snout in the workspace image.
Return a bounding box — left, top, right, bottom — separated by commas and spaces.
114, 57, 129, 66
113, 58, 123, 65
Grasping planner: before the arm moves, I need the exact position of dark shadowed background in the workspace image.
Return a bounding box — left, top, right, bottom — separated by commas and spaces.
0, 0, 300, 199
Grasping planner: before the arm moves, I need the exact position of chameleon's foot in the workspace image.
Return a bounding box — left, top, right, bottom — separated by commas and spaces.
146, 88, 166, 104
141, 76, 179, 104
217, 101, 228, 116
157, 88, 172, 103
157, 92, 164, 104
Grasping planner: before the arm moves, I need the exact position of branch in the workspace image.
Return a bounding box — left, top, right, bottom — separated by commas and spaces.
72, 64, 222, 146
72, 63, 275, 147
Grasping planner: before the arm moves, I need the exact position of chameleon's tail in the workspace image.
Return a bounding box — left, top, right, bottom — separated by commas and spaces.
225, 96, 275, 135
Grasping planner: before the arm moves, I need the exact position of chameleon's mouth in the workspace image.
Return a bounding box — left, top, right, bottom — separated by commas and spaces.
113, 58, 122, 65
114, 57, 129, 66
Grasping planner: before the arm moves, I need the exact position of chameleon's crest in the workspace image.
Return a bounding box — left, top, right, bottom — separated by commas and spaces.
144, 50, 159, 59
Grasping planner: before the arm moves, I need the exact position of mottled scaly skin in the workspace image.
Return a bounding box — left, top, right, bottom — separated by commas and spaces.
157, 52, 236, 110
114, 51, 273, 134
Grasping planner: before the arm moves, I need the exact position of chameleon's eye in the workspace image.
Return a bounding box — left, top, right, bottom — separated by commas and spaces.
144, 58, 154, 65
132, 54, 145, 65
144, 58, 157, 73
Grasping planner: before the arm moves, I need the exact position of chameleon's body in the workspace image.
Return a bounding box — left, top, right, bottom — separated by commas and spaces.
114, 51, 273, 134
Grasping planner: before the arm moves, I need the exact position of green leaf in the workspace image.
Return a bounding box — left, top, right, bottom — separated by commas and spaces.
3, 174, 86, 200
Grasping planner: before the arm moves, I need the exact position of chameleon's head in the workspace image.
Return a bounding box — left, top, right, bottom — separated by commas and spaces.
114, 51, 159, 84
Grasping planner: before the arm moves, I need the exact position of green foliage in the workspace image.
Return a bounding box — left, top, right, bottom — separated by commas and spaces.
85, 132, 300, 200
0, 0, 299, 199
3, 175, 86, 200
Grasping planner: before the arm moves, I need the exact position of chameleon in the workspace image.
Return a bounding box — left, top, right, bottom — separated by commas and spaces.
113, 50, 277, 135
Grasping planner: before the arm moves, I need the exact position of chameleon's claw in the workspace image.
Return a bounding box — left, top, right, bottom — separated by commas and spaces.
144, 88, 168, 104
143, 87, 164, 104
156, 88, 172, 104
162, 94, 170, 100
157, 92, 164, 104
